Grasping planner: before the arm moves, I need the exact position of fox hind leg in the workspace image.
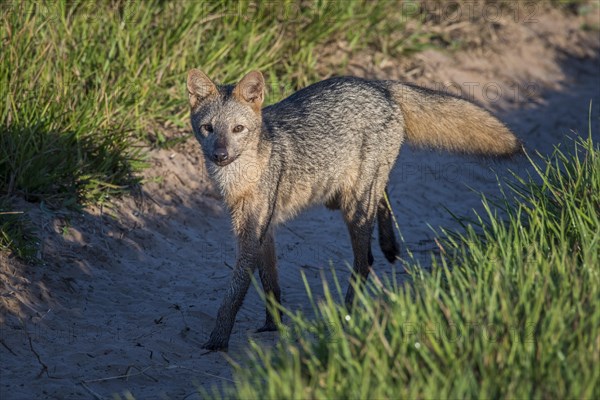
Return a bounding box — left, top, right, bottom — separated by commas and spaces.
377, 187, 400, 263
341, 183, 383, 307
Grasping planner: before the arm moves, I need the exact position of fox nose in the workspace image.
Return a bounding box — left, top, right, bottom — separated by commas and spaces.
213, 148, 229, 163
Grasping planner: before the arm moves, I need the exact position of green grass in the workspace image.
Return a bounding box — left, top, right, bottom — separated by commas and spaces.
213, 131, 599, 399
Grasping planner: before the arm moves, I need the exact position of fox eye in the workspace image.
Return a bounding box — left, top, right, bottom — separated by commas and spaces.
232, 125, 245, 133
201, 124, 213, 133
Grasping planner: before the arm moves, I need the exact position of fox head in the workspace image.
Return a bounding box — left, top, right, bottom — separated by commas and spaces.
187, 69, 265, 167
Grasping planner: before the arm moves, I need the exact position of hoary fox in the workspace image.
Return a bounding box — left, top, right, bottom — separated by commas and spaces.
186, 69, 521, 350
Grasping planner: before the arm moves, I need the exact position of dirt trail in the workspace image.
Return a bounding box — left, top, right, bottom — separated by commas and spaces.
1, 10, 599, 400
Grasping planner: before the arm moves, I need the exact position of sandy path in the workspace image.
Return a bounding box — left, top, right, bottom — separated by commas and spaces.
1, 12, 599, 400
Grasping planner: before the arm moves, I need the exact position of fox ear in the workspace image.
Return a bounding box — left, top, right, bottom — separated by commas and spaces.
187, 69, 217, 108
233, 71, 264, 112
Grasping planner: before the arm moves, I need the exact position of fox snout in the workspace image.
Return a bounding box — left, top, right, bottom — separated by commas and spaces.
212, 146, 236, 166
213, 147, 229, 163
209, 137, 237, 166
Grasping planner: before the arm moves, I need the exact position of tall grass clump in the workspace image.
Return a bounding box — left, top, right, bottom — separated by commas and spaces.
1, 2, 147, 207
217, 130, 599, 399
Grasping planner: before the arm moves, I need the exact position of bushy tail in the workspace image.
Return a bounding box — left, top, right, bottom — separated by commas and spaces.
392, 83, 522, 157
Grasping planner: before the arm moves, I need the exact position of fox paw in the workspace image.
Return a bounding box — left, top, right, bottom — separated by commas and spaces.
201, 339, 228, 352
256, 321, 278, 333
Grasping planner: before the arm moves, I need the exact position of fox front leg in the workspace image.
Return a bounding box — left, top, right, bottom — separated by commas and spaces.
256, 230, 281, 332
202, 244, 259, 351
